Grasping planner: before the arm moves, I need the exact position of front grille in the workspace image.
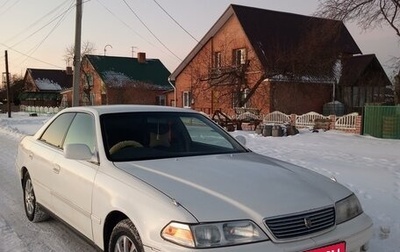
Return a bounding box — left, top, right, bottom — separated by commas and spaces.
264, 207, 335, 239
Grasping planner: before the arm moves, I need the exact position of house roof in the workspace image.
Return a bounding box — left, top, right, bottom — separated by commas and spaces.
19, 92, 61, 101
170, 4, 361, 80
339, 54, 392, 87
25, 68, 73, 91
84, 55, 172, 90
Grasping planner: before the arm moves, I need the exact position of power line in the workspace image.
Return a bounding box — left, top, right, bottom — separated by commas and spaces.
0, 0, 21, 17
21, 2, 74, 64
4, 0, 72, 45
122, 0, 182, 61
152, 0, 198, 43
0, 0, 13, 9
95, 0, 160, 49
0, 41, 63, 69
0, 1, 76, 71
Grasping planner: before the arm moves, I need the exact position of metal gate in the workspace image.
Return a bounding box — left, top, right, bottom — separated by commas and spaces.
363, 106, 400, 139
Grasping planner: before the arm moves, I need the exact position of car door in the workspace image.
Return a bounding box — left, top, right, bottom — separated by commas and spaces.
30, 112, 76, 210
51, 112, 98, 239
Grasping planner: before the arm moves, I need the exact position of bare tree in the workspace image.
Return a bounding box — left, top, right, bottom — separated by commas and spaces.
315, 0, 400, 38
317, 1, 400, 104
63, 41, 96, 66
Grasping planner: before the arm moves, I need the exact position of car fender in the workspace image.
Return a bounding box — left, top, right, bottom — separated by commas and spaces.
90, 163, 197, 250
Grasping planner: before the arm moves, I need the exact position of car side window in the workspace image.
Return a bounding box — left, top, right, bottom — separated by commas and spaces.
39, 113, 76, 148
63, 113, 96, 153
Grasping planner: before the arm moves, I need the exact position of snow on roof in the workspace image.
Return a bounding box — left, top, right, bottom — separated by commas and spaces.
103, 71, 132, 88
103, 70, 169, 90
265, 74, 335, 84
35, 78, 62, 91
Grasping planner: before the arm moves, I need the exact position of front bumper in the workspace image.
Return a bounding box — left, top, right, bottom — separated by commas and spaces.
144, 213, 373, 252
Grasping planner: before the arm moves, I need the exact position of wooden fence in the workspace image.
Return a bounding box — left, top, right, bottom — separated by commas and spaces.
262, 111, 362, 134
20, 105, 61, 114
238, 110, 361, 134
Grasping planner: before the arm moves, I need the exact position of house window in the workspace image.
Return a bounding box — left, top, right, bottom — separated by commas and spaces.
232, 89, 250, 108
232, 48, 246, 66
84, 74, 93, 90
156, 95, 166, 106
88, 74, 93, 87
213, 52, 222, 68
61, 95, 68, 108
242, 88, 250, 108
183, 91, 191, 108
90, 92, 95, 105
352, 87, 359, 107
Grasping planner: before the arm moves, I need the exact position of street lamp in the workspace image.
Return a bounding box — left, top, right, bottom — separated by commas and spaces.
104, 44, 113, 56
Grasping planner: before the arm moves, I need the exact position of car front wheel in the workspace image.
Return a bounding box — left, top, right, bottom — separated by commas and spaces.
109, 219, 143, 252
23, 172, 49, 222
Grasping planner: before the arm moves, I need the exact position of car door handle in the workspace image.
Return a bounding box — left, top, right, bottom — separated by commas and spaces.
53, 164, 61, 174
28, 152, 34, 160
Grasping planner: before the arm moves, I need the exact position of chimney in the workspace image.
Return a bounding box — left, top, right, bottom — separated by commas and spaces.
66, 66, 73, 75
137, 52, 146, 63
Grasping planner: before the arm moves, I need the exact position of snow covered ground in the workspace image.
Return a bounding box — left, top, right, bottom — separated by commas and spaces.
1, 112, 399, 251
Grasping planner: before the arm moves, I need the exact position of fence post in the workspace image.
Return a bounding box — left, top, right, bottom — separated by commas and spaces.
290, 114, 297, 127
329, 115, 336, 130
355, 116, 362, 135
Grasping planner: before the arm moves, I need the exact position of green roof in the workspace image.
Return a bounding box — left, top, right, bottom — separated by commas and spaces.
85, 54, 172, 90
19, 92, 61, 101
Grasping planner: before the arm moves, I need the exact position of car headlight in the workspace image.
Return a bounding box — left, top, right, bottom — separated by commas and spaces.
161, 220, 268, 248
335, 194, 363, 224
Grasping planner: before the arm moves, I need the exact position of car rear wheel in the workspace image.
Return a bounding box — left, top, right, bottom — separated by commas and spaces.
23, 172, 49, 222
109, 219, 143, 252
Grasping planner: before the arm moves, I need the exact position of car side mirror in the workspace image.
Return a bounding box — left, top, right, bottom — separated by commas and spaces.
64, 144, 94, 161
235, 135, 246, 146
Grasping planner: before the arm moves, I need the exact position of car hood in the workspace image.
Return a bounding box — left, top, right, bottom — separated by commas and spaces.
114, 152, 351, 222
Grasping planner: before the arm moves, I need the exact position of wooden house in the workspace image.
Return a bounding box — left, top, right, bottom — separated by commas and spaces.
20, 68, 73, 107
338, 54, 393, 113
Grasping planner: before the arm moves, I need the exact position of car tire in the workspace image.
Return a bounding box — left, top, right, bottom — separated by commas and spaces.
23, 172, 49, 222
108, 219, 144, 252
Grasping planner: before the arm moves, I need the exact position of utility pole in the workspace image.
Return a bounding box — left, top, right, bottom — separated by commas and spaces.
5, 50, 11, 118
72, 0, 82, 107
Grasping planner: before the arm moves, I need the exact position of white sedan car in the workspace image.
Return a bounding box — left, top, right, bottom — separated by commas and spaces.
16, 105, 372, 252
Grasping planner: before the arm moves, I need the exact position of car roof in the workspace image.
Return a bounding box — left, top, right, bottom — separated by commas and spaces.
61, 105, 196, 116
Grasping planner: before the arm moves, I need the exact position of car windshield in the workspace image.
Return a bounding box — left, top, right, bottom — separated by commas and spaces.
100, 112, 247, 161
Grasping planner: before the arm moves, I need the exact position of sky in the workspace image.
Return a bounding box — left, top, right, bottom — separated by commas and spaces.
0, 111, 399, 251
0, 0, 399, 81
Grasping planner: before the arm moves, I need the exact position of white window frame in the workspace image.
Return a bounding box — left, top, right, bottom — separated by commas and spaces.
213, 52, 222, 68
233, 48, 246, 65
183, 91, 191, 108
157, 95, 166, 106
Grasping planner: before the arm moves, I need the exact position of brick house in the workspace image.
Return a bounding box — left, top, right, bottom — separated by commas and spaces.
169, 4, 390, 116
79, 53, 173, 106
21, 68, 73, 107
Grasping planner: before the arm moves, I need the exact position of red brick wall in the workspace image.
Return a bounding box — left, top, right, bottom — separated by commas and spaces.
270, 81, 333, 114
106, 87, 163, 105
173, 15, 333, 116
174, 15, 266, 116
80, 57, 166, 106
